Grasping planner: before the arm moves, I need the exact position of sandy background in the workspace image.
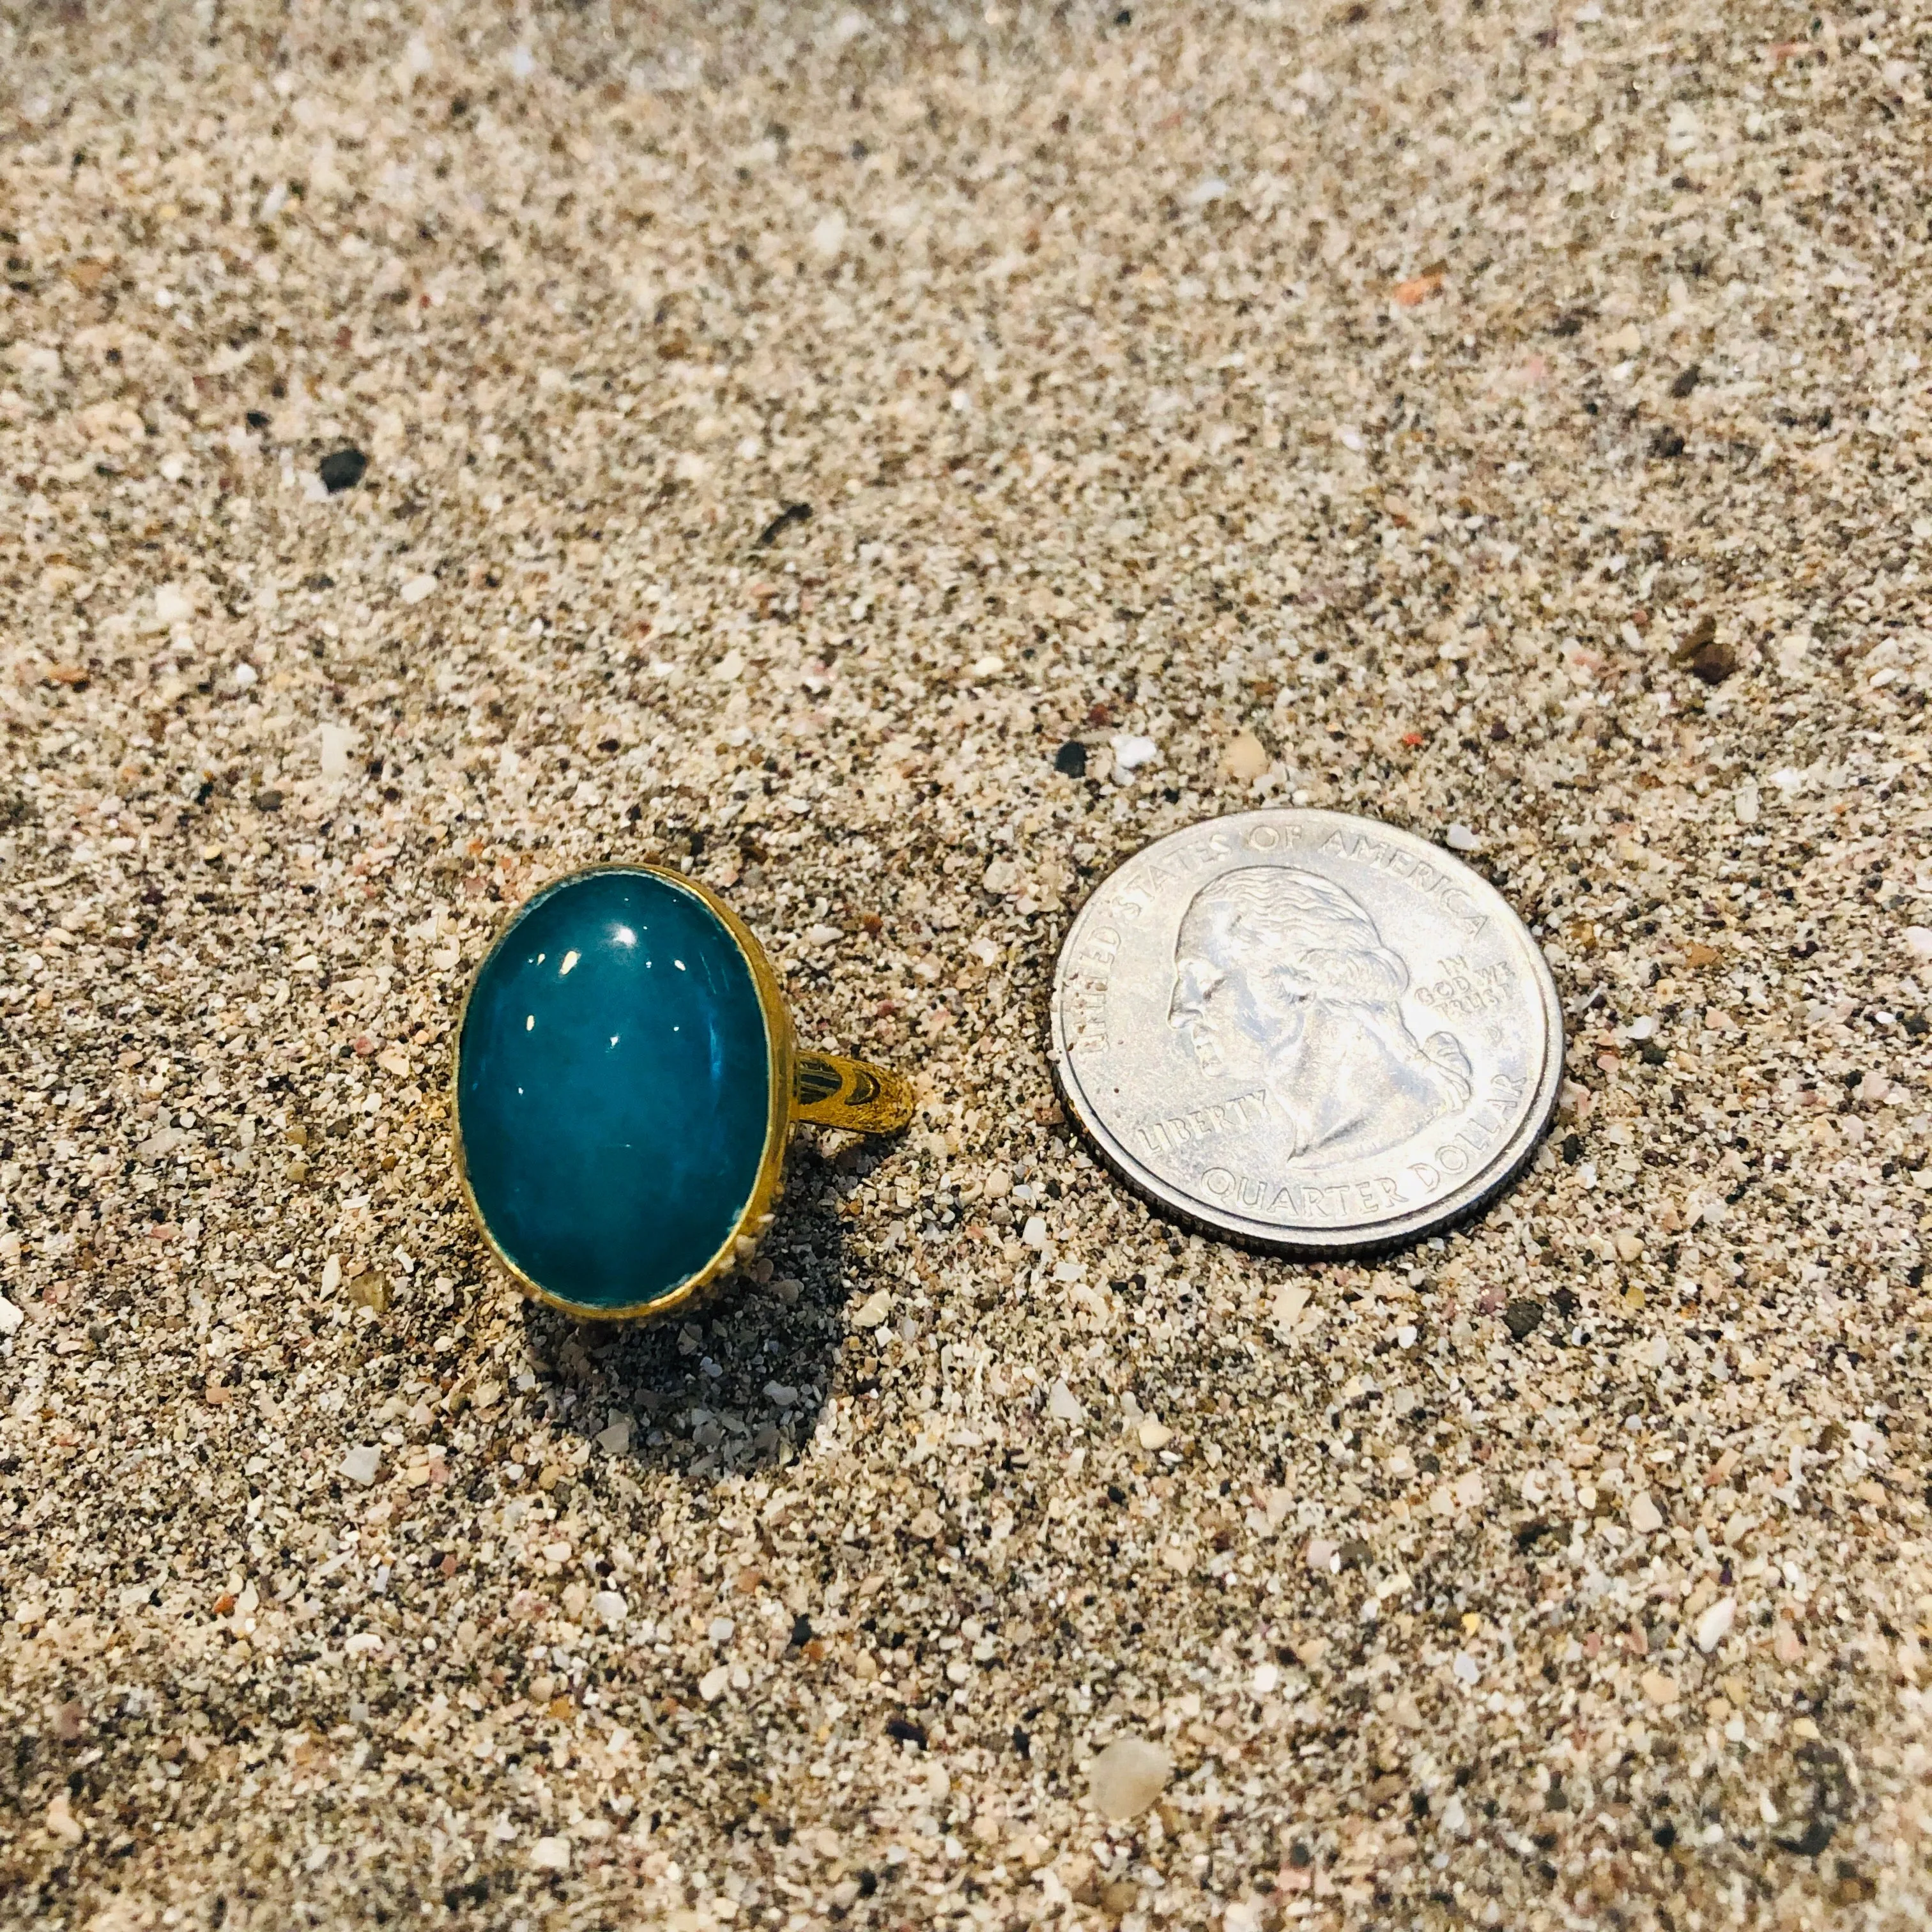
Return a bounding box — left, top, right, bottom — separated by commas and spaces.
3, 1, 1931, 1926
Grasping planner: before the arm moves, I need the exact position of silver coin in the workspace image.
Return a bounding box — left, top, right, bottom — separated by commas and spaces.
1049, 809, 1563, 1254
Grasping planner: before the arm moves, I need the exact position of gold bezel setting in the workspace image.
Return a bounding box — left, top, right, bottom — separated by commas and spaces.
450, 862, 795, 1326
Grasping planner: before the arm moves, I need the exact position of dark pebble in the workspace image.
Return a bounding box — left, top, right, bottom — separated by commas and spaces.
319, 447, 368, 493
885, 1716, 927, 1748
253, 789, 283, 813
1687, 639, 1736, 684
1054, 740, 1087, 778
1503, 1296, 1545, 1341
1673, 614, 1735, 684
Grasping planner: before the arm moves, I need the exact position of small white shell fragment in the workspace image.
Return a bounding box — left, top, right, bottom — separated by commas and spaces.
1047, 1379, 1085, 1423
1696, 1597, 1736, 1653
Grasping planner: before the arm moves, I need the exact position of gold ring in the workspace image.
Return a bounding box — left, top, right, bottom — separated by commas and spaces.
451, 862, 911, 1324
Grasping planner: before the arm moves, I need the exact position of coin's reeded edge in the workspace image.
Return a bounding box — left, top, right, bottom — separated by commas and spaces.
1048, 816, 1567, 1258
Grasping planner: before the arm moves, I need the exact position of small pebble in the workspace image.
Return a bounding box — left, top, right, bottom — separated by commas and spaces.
1053, 740, 1087, 778
1503, 1296, 1544, 1340
340, 1446, 381, 1487
1088, 1737, 1172, 1820
318, 447, 368, 493
1446, 822, 1480, 853
1630, 1492, 1664, 1535
45, 1792, 83, 1846
1222, 732, 1269, 781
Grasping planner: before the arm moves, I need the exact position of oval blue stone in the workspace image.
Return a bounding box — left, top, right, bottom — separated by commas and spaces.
456, 869, 773, 1314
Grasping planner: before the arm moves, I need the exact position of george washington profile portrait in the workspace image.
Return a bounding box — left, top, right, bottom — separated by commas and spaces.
1167, 866, 1471, 1166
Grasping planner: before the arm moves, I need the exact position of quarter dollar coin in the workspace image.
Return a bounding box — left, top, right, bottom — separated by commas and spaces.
1049, 809, 1563, 1254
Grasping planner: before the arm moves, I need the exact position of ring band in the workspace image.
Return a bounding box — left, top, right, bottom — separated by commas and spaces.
452, 862, 910, 1324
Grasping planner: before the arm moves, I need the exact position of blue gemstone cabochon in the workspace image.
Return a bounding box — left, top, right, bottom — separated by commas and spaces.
456, 869, 774, 1312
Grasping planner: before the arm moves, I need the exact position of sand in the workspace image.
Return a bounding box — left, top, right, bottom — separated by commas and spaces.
2, 1, 1930, 1926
